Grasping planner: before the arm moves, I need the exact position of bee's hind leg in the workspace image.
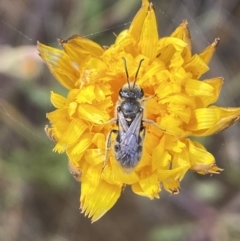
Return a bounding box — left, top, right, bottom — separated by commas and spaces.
103, 129, 118, 169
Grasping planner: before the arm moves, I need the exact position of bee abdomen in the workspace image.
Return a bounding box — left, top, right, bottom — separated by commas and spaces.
114, 143, 142, 170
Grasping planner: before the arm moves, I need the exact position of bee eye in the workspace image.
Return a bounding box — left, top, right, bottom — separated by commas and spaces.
140, 88, 144, 97
119, 88, 123, 97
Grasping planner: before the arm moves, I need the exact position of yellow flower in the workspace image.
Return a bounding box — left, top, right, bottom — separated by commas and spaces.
38, 0, 240, 222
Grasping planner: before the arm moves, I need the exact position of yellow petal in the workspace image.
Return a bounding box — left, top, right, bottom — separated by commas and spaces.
75, 85, 95, 104
78, 104, 109, 123
37, 42, 78, 89
84, 149, 105, 166
95, 84, 112, 102
92, 133, 106, 149
102, 156, 139, 185
134, 132, 159, 171
162, 179, 181, 194
68, 101, 78, 118
189, 106, 240, 136
188, 140, 214, 164
67, 149, 85, 165
139, 59, 166, 87
138, 173, 160, 199
79, 57, 107, 87
157, 37, 187, 65
50, 91, 69, 108
145, 97, 161, 116
81, 178, 122, 222
159, 166, 189, 193
169, 51, 185, 70
171, 148, 190, 170
80, 163, 102, 198
131, 182, 149, 197
46, 108, 70, 135
60, 35, 104, 65
158, 37, 187, 53
132, 169, 161, 198
185, 79, 214, 97
70, 133, 92, 155
155, 72, 179, 99
139, 3, 158, 61
165, 136, 186, 153
128, 0, 149, 40
114, 31, 137, 57
101, 166, 122, 186
158, 165, 189, 182
186, 140, 222, 174
152, 135, 171, 170
67, 89, 80, 101
158, 115, 184, 136
161, 170, 187, 193
200, 77, 224, 107
184, 54, 209, 79
53, 119, 88, 153
160, 93, 195, 108
171, 20, 191, 51
199, 38, 220, 64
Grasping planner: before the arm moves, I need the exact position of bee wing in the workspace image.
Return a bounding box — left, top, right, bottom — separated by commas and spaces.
118, 110, 143, 145
116, 110, 143, 169
117, 110, 129, 132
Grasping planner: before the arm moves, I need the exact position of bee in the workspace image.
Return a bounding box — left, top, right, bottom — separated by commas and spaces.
105, 58, 162, 172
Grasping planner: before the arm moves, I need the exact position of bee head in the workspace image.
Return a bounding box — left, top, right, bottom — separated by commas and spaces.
121, 57, 144, 99
119, 83, 144, 99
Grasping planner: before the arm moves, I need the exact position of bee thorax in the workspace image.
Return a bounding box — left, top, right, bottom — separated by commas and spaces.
120, 100, 142, 119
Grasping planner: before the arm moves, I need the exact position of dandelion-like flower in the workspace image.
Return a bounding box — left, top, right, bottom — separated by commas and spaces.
38, 0, 240, 222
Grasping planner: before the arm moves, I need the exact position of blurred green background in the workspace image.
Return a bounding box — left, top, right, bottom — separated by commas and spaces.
1, 0, 240, 241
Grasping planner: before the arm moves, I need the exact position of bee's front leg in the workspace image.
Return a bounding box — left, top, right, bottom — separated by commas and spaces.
141, 126, 146, 140
103, 129, 118, 169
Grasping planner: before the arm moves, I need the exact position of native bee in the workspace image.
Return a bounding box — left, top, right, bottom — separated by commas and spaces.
105, 58, 160, 172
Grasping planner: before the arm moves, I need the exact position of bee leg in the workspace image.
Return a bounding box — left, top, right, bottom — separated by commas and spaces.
141, 126, 146, 140
103, 129, 118, 169
141, 94, 156, 103
142, 119, 166, 132
101, 118, 117, 125
143, 119, 179, 137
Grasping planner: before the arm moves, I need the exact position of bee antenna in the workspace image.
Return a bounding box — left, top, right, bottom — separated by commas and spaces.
122, 57, 131, 88
133, 59, 144, 88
